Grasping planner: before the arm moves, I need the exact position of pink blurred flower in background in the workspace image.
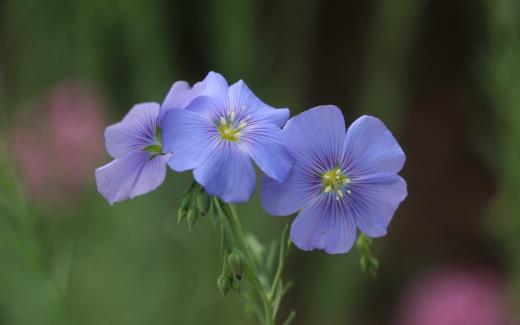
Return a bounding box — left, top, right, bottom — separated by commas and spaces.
9, 82, 107, 206
395, 266, 516, 325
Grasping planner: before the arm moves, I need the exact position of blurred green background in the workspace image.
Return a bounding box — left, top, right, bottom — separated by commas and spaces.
1, 0, 519, 324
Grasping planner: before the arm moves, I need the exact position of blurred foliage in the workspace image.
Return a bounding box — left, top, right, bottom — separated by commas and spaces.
482, 0, 520, 300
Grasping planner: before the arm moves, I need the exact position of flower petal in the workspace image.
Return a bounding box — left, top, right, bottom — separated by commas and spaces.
228, 80, 289, 127
342, 115, 405, 176
348, 174, 407, 237
161, 71, 229, 118
242, 123, 292, 182
193, 143, 256, 203
184, 71, 229, 115
282, 105, 346, 170
95, 152, 170, 205
260, 162, 320, 216
162, 103, 219, 171
290, 195, 357, 254
161, 81, 192, 110
104, 103, 159, 158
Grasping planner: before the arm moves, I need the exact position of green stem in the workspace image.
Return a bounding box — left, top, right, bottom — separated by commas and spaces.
212, 197, 276, 325
268, 257, 284, 301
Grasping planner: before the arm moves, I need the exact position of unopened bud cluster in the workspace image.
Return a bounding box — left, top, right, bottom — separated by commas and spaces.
177, 182, 214, 229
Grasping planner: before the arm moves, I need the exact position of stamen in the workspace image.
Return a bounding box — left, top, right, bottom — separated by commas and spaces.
321, 167, 350, 200
217, 114, 248, 142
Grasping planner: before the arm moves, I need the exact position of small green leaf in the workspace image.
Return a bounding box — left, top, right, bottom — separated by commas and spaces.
279, 223, 291, 261
266, 240, 279, 274
282, 310, 296, 325
143, 144, 162, 154
155, 127, 162, 143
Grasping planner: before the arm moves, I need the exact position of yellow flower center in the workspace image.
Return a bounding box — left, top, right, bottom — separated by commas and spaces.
217, 111, 248, 142
322, 167, 351, 200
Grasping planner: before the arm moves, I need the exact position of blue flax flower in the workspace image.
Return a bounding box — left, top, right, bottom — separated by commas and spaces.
162, 72, 292, 203
95, 73, 219, 204
261, 106, 407, 254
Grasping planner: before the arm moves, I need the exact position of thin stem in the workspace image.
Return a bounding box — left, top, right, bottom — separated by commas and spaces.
226, 204, 259, 273
268, 256, 284, 301
212, 197, 276, 325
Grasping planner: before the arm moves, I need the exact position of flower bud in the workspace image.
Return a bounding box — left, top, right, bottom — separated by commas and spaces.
179, 194, 192, 211
187, 208, 199, 228
177, 207, 187, 223
196, 189, 209, 215
228, 249, 243, 273
217, 274, 231, 296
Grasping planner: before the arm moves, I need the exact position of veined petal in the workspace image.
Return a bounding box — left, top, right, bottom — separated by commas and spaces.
348, 174, 407, 237
228, 80, 289, 127
160, 81, 194, 120
260, 162, 320, 216
282, 105, 346, 170
161, 71, 229, 118
242, 123, 292, 182
342, 115, 405, 176
193, 143, 255, 203
186, 71, 229, 114
95, 152, 170, 205
290, 195, 357, 254
162, 104, 219, 171
105, 103, 159, 158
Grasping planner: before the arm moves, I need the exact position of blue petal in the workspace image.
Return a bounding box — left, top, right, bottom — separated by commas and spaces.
342, 115, 405, 176
104, 103, 159, 158
162, 104, 219, 171
159, 81, 194, 121
95, 152, 170, 205
242, 123, 292, 182
193, 143, 256, 203
161, 81, 192, 110
290, 195, 357, 254
282, 105, 346, 170
260, 162, 320, 216
348, 174, 407, 237
186, 71, 229, 114
228, 80, 289, 127
160, 71, 229, 119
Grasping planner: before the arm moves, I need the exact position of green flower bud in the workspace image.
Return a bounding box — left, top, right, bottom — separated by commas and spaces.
187, 208, 199, 228
228, 249, 243, 273
177, 207, 187, 223
179, 182, 195, 210
196, 190, 210, 215
217, 274, 231, 296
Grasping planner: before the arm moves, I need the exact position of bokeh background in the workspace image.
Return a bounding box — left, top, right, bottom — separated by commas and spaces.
1, 0, 519, 324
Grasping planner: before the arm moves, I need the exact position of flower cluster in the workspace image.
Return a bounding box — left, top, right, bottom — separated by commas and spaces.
96, 71, 407, 254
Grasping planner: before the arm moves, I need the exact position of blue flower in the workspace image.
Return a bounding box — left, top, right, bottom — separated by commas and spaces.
95, 73, 219, 204
162, 72, 292, 203
260, 106, 407, 254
